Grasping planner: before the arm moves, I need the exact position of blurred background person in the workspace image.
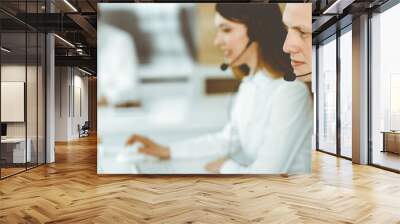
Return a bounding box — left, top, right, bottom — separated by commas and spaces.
98, 22, 140, 107
126, 3, 313, 174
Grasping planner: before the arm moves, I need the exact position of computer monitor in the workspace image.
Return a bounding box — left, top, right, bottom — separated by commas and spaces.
1, 123, 7, 137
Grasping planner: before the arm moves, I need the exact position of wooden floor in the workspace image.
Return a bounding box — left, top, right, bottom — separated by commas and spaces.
1, 167, 26, 178
1, 164, 44, 178
1, 135, 400, 223
373, 150, 400, 171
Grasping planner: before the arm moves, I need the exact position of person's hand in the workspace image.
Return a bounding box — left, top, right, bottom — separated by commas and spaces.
125, 134, 170, 160
205, 157, 228, 174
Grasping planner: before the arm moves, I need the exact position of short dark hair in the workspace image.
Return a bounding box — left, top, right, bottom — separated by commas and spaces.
215, 3, 292, 78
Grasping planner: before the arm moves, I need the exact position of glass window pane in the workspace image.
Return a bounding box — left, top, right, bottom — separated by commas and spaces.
371, 3, 400, 171
340, 29, 352, 158
27, 31, 38, 169
1, 31, 27, 177
0, 1, 46, 179
318, 37, 337, 154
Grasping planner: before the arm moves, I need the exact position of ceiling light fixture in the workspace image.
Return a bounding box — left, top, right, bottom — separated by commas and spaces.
63, 0, 78, 12
1, 47, 11, 53
54, 34, 75, 48
322, 0, 354, 15
78, 67, 92, 76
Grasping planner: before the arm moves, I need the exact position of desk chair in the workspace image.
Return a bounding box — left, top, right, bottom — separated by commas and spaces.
79, 121, 90, 138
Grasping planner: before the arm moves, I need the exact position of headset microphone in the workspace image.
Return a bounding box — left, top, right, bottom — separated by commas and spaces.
220, 40, 253, 72
296, 72, 312, 77
219, 39, 301, 82
220, 63, 229, 71
284, 72, 296, 81
238, 64, 250, 76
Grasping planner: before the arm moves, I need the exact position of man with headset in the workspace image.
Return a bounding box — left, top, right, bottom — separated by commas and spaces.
282, 3, 312, 80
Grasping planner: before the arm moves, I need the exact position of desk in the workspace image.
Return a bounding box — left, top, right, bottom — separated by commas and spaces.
1, 138, 31, 163
98, 145, 214, 174
97, 80, 230, 174
381, 131, 400, 154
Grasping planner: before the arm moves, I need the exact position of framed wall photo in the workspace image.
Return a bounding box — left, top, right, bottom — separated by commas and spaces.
1, 81, 25, 122
97, 3, 313, 175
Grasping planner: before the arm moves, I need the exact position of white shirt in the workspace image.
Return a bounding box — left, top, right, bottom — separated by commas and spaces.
168, 70, 313, 174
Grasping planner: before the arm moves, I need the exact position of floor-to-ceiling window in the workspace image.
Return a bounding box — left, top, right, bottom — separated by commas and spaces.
316, 23, 353, 159
0, 0, 46, 179
339, 27, 352, 158
317, 35, 337, 155
312, 46, 317, 150
370, 2, 400, 171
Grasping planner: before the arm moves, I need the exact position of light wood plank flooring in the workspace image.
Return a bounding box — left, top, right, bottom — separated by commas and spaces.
0, 135, 400, 223
372, 151, 400, 171
1, 167, 26, 178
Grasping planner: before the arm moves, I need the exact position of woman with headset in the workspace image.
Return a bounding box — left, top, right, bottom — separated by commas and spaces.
126, 3, 313, 174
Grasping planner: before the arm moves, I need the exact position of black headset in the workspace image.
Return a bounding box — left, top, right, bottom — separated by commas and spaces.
220, 40, 252, 75
220, 27, 255, 76
220, 23, 297, 82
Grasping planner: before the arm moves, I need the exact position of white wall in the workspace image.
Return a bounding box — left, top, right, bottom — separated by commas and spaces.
1, 65, 40, 137
1, 63, 46, 164
55, 67, 69, 141
1, 65, 26, 139
55, 67, 89, 141
72, 73, 89, 138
